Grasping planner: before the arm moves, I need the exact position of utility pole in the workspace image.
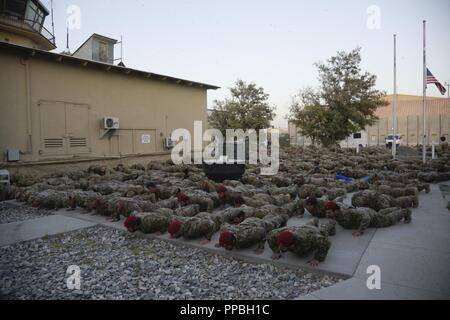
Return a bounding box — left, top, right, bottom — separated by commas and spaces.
422, 20, 427, 165
445, 82, 450, 100
393, 34, 398, 160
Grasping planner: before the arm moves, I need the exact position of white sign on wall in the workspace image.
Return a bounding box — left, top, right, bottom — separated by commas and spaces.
141, 134, 151, 144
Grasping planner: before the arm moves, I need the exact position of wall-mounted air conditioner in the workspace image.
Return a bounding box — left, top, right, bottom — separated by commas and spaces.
104, 117, 120, 130
164, 137, 175, 149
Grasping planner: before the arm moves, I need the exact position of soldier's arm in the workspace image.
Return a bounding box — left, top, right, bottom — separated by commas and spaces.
267, 230, 281, 256
312, 235, 331, 263
357, 211, 371, 235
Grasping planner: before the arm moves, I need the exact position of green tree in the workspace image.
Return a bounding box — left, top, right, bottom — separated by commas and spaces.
209, 80, 276, 134
289, 48, 387, 147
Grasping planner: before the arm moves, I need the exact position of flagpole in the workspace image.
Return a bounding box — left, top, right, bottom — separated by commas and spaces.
393, 34, 397, 160
422, 20, 427, 164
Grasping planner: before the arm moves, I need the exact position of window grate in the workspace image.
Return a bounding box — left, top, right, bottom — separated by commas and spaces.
70, 138, 87, 148
44, 138, 63, 149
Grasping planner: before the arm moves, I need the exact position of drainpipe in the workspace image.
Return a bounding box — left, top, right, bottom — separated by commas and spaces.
20, 57, 33, 155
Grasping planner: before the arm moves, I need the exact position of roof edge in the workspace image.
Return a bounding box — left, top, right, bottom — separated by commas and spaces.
0, 42, 220, 90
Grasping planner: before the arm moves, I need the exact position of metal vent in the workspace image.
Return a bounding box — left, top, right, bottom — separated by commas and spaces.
44, 139, 64, 148
70, 138, 87, 148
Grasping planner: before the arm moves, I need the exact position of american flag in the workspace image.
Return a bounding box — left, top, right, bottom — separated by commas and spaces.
427, 69, 447, 95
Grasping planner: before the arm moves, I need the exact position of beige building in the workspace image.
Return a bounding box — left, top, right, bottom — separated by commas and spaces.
0, 0, 219, 165
289, 94, 450, 147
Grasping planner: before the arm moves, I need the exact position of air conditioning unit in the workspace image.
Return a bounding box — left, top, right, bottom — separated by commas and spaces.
164, 137, 175, 149
104, 117, 120, 130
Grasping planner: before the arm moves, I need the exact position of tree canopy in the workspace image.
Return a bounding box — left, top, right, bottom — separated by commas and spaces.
289, 48, 388, 146
209, 80, 276, 134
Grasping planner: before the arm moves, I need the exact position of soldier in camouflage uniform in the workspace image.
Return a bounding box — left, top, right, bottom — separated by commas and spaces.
352, 190, 418, 211
168, 212, 223, 244
68, 190, 101, 211
29, 190, 70, 210
176, 190, 215, 212
304, 196, 328, 218
325, 201, 411, 237
217, 213, 289, 253
174, 204, 201, 217
267, 218, 336, 266
125, 209, 176, 234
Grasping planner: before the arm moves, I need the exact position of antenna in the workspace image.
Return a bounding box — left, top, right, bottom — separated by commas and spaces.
66, 23, 69, 51
114, 35, 124, 65
50, 0, 55, 44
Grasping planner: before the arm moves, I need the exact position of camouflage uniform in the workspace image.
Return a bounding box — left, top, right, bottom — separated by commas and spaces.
179, 215, 218, 240
28, 190, 70, 210
139, 211, 176, 234
221, 205, 257, 223
298, 184, 323, 199
352, 190, 417, 211
221, 218, 269, 250
175, 204, 200, 217
305, 199, 328, 218
267, 219, 335, 262
335, 206, 411, 233
68, 190, 101, 210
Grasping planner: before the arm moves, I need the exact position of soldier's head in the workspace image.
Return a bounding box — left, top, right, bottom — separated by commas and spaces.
234, 196, 245, 208
86, 197, 99, 211
124, 216, 141, 233
219, 231, 236, 251
325, 201, 339, 219
215, 184, 227, 199
168, 220, 183, 239
147, 182, 159, 193
277, 231, 295, 252
305, 196, 318, 211
232, 211, 246, 225
116, 200, 126, 216
176, 189, 190, 204
31, 199, 40, 208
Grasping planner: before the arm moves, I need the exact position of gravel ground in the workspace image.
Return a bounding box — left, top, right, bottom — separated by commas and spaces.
0, 202, 54, 224
0, 226, 341, 300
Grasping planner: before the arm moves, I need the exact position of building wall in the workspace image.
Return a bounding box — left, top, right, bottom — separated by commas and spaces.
289, 97, 450, 148
0, 50, 209, 162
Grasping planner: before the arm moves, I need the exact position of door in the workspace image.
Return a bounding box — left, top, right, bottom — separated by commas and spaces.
39, 101, 67, 155
38, 101, 91, 157
66, 104, 90, 155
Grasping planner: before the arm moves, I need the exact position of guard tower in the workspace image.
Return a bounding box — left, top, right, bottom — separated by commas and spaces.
0, 0, 56, 51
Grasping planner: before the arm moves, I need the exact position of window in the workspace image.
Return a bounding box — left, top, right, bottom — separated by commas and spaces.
353, 133, 362, 139
24, 0, 45, 32
99, 41, 109, 62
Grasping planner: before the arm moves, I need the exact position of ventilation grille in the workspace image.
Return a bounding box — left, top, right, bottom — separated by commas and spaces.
44, 139, 64, 149
70, 138, 87, 148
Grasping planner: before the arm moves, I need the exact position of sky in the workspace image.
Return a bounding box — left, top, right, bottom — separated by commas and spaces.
42, 0, 450, 128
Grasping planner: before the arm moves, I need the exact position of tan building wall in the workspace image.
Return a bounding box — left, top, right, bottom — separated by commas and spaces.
368, 97, 450, 146
289, 96, 450, 147
0, 45, 215, 163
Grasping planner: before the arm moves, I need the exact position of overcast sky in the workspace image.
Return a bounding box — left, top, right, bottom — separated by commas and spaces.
44, 0, 450, 128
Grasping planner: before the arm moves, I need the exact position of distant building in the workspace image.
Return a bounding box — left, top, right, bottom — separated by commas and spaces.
0, 0, 219, 164
289, 94, 450, 147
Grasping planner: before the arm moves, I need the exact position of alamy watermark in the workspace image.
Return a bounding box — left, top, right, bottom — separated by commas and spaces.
67, 5, 81, 30
66, 265, 81, 290
366, 5, 381, 30
170, 121, 280, 176
366, 265, 381, 290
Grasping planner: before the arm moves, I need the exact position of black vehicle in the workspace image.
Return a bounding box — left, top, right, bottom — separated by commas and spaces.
203, 142, 247, 182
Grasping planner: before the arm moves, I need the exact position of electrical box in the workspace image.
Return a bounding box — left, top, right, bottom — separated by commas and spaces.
6, 149, 20, 162
104, 117, 120, 130
0, 170, 10, 186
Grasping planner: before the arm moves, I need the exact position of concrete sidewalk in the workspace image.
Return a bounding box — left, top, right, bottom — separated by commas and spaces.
0, 215, 97, 247
300, 183, 450, 300
2, 183, 449, 299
